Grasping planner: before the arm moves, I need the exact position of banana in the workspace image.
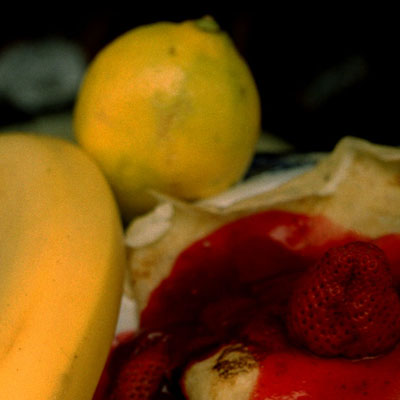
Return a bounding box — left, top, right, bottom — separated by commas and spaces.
0, 133, 126, 399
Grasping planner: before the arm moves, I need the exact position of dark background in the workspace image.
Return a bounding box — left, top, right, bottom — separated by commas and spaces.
0, 6, 396, 152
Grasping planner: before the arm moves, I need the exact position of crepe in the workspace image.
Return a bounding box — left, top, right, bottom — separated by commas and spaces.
125, 136, 400, 311
124, 136, 400, 399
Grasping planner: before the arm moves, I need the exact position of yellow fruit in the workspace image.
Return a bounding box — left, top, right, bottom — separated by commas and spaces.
74, 16, 261, 221
0, 133, 126, 399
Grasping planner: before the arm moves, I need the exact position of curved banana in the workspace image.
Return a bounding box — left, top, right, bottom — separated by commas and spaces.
0, 133, 126, 399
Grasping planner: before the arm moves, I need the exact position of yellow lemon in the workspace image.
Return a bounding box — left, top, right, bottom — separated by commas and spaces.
74, 16, 261, 221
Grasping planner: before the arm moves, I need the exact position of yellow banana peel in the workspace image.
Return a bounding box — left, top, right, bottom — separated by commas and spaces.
0, 133, 126, 399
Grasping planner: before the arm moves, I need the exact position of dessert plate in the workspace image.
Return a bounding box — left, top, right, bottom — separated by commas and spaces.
115, 137, 400, 399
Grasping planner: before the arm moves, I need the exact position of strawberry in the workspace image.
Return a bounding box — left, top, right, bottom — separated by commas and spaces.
286, 241, 400, 358
107, 331, 170, 400
93, 331, 136, 400
239, 311, 288, 358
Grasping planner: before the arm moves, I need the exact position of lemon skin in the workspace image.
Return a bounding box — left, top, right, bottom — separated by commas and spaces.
74, 17, 261, 221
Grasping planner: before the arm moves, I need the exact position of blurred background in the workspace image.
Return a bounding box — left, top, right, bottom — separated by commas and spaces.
0, 6, 395, 153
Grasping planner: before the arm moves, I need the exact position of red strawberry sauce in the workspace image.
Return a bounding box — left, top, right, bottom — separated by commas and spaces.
125, 211, 400, 399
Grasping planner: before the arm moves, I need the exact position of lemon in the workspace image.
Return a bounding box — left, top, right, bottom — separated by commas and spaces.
73, 16, 261, 221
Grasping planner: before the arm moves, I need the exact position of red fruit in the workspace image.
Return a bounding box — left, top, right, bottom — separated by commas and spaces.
108, 331, 170, 400
287, 241, 400, 358
239, 312, 288, 358
93, 331, 136, 400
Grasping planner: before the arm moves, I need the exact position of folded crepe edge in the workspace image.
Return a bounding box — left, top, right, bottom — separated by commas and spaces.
124, 136, 400, 311
126, 136, 400, 245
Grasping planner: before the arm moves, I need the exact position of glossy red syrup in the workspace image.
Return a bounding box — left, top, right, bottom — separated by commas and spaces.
101, 210, 400, 399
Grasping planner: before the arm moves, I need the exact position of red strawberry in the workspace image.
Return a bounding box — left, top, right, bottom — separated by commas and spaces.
239, 312, 288, 357
286, 241, 400, 358
93, 331, 136, 400
108, 331, 170, 400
